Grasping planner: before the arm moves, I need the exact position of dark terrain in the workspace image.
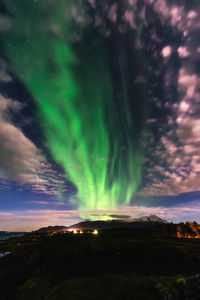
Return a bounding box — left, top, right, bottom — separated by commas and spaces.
1, 222, 200, 300
0, 231, 25, 241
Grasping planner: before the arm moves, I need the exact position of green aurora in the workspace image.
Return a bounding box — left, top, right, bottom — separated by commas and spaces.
2, 0, 145, 213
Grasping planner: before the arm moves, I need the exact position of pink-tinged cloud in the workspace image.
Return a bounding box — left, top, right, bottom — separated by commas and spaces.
0, 96, 48, 185
138, 2, 200, 198
1, 205, 200, 232
162, 46, 172, 58
0, 95, 67, 196
178, 46, 190, 58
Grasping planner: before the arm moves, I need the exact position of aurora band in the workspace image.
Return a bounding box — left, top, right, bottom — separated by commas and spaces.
2, 0, 144, 214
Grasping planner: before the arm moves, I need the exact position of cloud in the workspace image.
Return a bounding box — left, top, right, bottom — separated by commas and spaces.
0, 95, 47, 185
148, 0, 186, 31
109, 214, 131, 219
0, 95, 67, 196
29, 201, 49, 205
1, 204, 200, 231
108, 4, 118, 23
1, 0, 200, 206
162, 46, 172, 58
124, 10, 136, 29
95, 0, 200, 200
138, 1, 200, 198
0, 59, 12, 82
178, 46, 190, 58
0, 209, 81, 231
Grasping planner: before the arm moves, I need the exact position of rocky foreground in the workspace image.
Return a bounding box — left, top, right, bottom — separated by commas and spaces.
0, 223, 200, 299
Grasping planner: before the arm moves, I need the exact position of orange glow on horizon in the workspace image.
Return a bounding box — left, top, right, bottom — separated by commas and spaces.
176, 222, 200, 239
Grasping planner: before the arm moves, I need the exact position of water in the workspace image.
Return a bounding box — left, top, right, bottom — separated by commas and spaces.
0, 252, 10, 258
0, 233, 25, 241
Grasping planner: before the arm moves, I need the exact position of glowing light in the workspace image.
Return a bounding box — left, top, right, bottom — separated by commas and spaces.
93, 230, 98, 235
2, 1, 144, 213
176, 223, 200, 239
73, 229, 78, 234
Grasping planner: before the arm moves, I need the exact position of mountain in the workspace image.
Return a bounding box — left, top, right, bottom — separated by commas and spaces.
67, 215, 168, 230
133, 215, 167, 223
35, 215, 167, 233
35, 226, 67, 233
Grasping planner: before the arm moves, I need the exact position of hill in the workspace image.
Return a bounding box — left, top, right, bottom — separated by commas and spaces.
0, 225, 200, 299
67, 215, 168, 230
36, 215, 167, 233
35, 226, 67, 233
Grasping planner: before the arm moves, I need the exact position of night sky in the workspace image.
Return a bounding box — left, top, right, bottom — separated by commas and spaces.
0, 0, 200, 231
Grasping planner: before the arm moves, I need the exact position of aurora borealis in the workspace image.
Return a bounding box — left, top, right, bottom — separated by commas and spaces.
2, 0, 144, 212
0, 0, 200, 230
